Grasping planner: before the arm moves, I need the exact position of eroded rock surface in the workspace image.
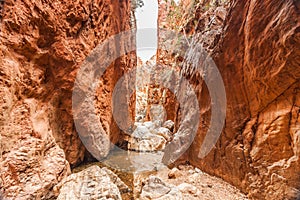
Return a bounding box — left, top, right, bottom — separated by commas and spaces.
158, 0, 300, 199
139, 175, 183, 200
0, 0, 134, 165
149, 104, 167, 125
0, 0, 134, 198
0, 135, 70, 199
55, 165, 129, 200
128, 119, 174, 152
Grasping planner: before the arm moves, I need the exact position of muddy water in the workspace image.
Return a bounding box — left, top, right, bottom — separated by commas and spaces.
102, 148, 166, 172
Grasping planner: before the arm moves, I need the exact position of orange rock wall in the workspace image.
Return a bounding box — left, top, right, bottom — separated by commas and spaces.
0, 0, 134, 198
158, 0, 300, 199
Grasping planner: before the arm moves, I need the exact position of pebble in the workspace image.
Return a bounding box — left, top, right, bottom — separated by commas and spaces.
178, 164, 185, 170
168, 167, 182, 179
195, 167, 201, 173
190, 173, 200, 184
177, 183, 198, 195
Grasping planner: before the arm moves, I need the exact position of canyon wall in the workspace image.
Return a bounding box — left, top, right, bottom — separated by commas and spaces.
0, 0, 134, 198
158, 0, 300, 199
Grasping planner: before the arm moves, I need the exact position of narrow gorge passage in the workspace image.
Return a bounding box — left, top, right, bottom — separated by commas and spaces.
0, 0, 299, 199
70, 1, 248, 199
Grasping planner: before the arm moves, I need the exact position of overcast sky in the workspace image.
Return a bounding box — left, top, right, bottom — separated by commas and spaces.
135, 0, 158, 62
135, 0, 180, 62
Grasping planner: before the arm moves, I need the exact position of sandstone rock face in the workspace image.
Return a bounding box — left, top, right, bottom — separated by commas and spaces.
0, 0, 133, 165
135, 58, 151, 122
149, 104, 167, 125
158, 0, 300, 199
55, 165, 128, 200
0, 0, 133, 198
0, 135, 70, 199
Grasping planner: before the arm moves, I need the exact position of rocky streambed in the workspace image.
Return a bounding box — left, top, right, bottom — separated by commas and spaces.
52, 100, 248, 199
58, 156, 248, 200
54, 108, 248, 200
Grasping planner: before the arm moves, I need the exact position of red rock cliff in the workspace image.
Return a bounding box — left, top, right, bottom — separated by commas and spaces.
158, 0, 300, 199
0, 0, 134, 198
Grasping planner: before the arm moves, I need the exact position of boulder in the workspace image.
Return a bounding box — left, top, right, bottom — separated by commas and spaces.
155, 127, 173, 142
130, 125, 153, 140
55, 165, 128, 200
140, 176, 183, 200
168, 167, 182, 179
128, 134, 167, 152
128, 124, 168, 152
0, 135, 70, 199
163, 120, 175, 132
143, 121, 158, 133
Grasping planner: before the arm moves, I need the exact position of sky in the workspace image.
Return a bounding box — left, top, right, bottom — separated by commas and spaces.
135, 0, 158, 62
135, 0, 180, 62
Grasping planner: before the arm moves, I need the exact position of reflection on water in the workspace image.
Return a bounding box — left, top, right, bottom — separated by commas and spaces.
102, 148, 167, 173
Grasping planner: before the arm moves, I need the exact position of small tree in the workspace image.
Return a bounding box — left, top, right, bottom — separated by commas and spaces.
132, 0, 145, 11
130, 0, 144, 28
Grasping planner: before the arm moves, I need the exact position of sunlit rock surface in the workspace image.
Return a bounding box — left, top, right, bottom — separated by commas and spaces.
0, 0, 134, 198
55, 165, 128, 200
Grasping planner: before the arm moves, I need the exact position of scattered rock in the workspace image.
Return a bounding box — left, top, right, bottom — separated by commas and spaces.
190, 173, 200, 184
178, 164, 187, 170
140, 176, 183, 200
195, 168, 201, 173
55, 165, 128, 200
168, 167, 182, 179
177, 183, 198, 195
155, 127, 173, 142
138, 163, 248, 200
163, 120, 175, 132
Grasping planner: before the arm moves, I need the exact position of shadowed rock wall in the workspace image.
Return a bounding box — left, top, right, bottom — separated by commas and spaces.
158, 0, 300, 199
